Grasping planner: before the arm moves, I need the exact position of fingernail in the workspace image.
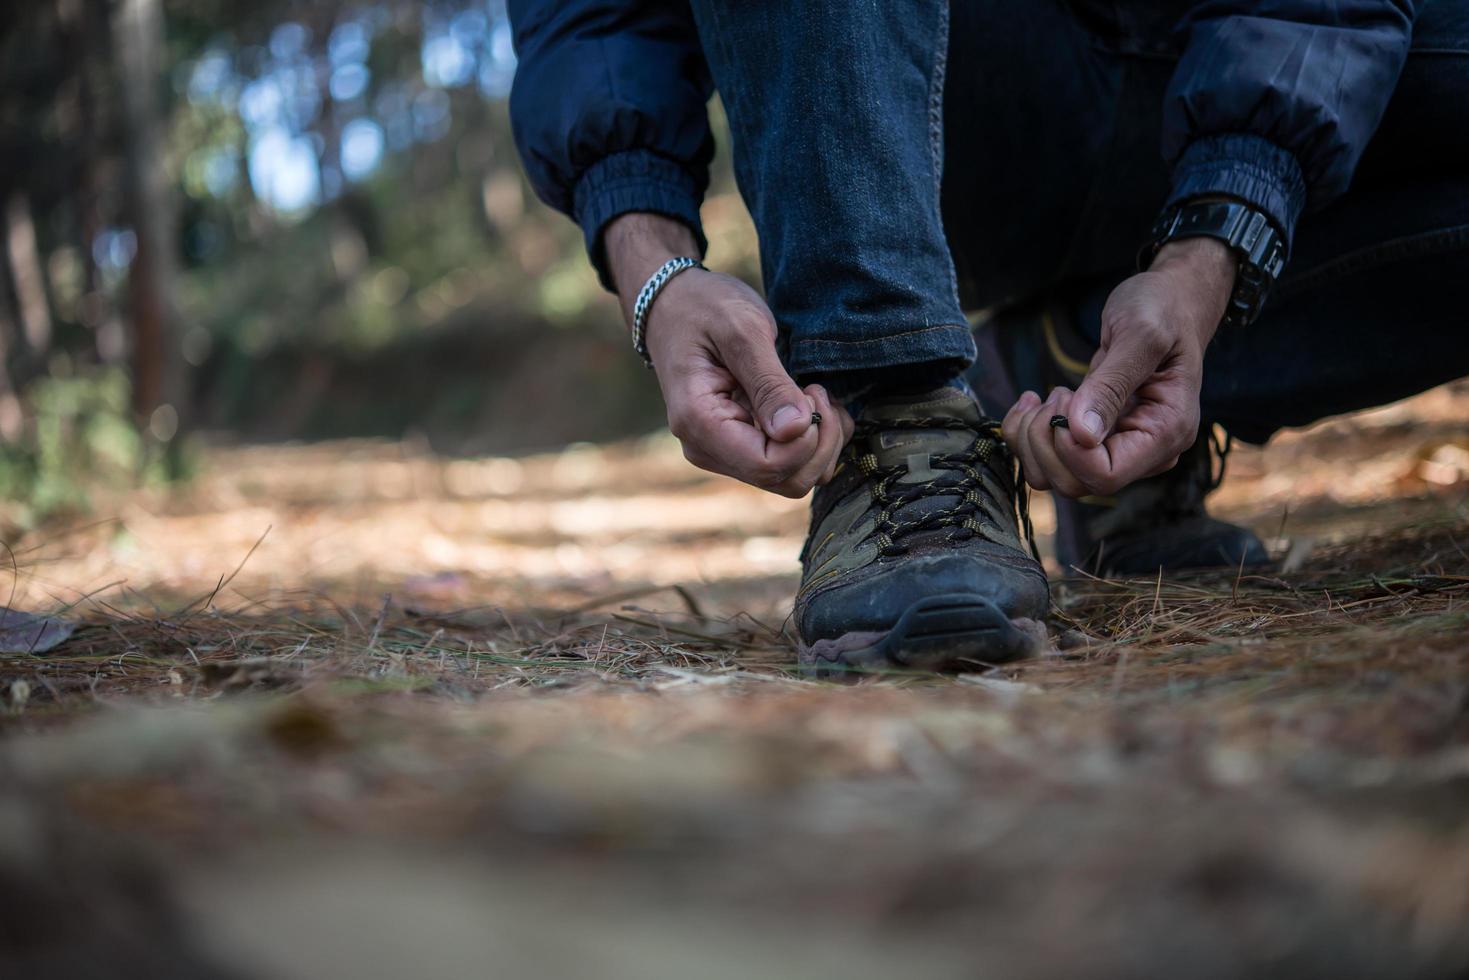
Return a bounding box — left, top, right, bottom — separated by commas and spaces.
1082, 411, 1105, 438
772, 405, 802, 429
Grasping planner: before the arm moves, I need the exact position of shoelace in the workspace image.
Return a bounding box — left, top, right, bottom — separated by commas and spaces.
1145, 423, 1228, 517
1084, 423, 1236, 544
850, 417, 1037, 560
1206, 425, 1233, 492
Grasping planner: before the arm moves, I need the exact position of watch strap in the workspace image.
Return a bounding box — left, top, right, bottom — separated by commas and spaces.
1140, 200, 1286, 330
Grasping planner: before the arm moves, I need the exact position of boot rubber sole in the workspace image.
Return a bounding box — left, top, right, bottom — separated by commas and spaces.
799, 592, 1041, 679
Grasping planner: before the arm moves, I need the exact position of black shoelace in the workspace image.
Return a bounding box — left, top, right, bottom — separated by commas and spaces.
1206, 425, 1233, 492
851, 417, 1037, 560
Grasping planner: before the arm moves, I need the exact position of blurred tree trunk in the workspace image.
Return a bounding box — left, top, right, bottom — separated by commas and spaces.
1, 194, 46, 442
4, 195, 53, 359
71, 0, 117, 365
0, 274, 24, 442
114, 0, 184, 430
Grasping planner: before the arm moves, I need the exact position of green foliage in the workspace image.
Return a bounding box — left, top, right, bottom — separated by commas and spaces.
1, 0, 753, 462
0, 367, 166, 526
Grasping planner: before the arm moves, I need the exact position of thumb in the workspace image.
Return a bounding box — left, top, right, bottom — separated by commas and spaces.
724, 332, 813, 443
1069, 327, 1165, 448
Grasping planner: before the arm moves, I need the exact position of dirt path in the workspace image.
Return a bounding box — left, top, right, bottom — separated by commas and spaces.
3, 385, 1469, 979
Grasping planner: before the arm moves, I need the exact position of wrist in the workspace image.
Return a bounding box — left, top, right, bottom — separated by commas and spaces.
1151, 237, 1237, 344
605, 213, 702, 327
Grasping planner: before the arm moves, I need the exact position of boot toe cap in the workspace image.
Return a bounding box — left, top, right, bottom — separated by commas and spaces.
798, 544, 1049, 643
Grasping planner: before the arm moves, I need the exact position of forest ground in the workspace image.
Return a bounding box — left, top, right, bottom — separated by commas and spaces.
4, 384, 1469, 979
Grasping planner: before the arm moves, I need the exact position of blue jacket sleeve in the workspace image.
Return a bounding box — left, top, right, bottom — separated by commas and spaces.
507, 0, 715, 289
1161, 1, 1419, 253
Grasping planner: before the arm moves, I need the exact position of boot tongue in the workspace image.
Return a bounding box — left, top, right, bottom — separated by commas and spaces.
860, 386, 982, 477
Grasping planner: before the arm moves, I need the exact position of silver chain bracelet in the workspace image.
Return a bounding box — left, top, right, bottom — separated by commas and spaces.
631, 256, 704, 368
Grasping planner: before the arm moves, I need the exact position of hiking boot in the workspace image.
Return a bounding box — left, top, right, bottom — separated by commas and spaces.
973, 298, 1270, 576
1065, 427, 1270, 576
795, 385, 1050, 677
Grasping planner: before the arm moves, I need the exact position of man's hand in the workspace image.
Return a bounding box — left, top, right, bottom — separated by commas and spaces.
606, 213, 853, 498
1002, 237, 1236, 498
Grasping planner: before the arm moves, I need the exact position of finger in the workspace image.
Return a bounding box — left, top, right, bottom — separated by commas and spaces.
688, 433, 816, 492
1053, 425, 1172, 496
775, 387, 837, 494
816, 387, 852, 487
1023, 388, 1089, 498
744, 415, 823, 489
1068, 322, 1169, 448
1008, 396, 1042, 490
1053, 397, 1196, 495
1012, 390, 1056, 491
809, 388, 853, 485
816, 387, 850, 483
832, 395, 855, 448
669, 381, 821, 490
726, 388, 756, 425
720, 327, 814, 443
776, 386, 844, 495
1002, 390, 1042, 451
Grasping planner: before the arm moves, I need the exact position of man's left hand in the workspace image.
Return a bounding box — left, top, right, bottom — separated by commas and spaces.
1001, 236, 1237, 498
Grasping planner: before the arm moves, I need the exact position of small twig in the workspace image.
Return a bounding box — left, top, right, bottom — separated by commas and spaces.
1275, 504, 1291, 550
365, 593, 391, 653
182, 525, 272, 621
1231, 547, 1248, 604
414, 628, 445, 659
670, 584, 705, 620
497, 607, 522, 643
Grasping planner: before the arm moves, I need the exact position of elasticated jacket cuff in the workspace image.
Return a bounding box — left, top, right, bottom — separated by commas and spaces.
1166, 133, 1308, 254
572, 149, 708, 291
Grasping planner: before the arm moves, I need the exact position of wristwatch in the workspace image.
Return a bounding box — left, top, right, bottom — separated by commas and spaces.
1139, 199, 1287, 330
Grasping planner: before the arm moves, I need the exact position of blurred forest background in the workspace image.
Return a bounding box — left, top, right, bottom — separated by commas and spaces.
0, 0, 759, 527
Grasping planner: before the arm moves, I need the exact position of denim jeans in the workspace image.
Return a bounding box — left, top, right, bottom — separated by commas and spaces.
688, 0, 1469, 443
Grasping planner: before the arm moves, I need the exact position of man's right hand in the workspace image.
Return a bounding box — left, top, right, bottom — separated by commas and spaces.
606, 213, 853, 498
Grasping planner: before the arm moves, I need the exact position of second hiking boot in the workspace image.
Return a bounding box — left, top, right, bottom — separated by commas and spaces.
976, 299, 1270, 576
1062, 427, 1270, 576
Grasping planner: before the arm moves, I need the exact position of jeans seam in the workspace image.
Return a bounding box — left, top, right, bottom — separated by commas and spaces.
931, 0, 962, 312
1276, 223, 1469, 300
929, 2, 948, 205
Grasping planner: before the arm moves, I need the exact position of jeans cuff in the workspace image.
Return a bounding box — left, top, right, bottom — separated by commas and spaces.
1167, 134, 1307, 252
573, 150, 708, 292
789, 322, 977, 396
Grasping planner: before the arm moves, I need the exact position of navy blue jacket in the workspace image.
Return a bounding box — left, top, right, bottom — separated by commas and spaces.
507, 1, 1419, 288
